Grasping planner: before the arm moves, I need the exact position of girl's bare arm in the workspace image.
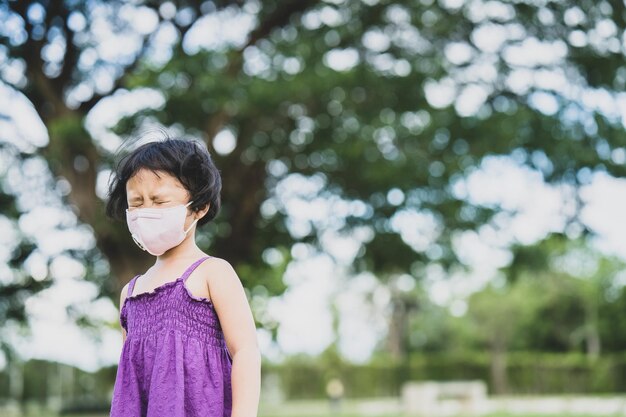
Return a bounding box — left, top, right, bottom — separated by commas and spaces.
205, 258, 261, 417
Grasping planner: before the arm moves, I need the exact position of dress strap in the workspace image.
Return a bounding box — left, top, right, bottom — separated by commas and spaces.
127, 274, 140, 297
181, 256, 212, 282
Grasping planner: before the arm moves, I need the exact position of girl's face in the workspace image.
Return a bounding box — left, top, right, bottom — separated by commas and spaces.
126, 168, 190, 211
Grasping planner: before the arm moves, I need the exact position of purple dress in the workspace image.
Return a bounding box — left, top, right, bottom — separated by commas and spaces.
110, 256, 233, 417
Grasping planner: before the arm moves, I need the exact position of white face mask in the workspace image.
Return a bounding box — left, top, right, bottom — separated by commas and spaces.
125, 201, 199, 256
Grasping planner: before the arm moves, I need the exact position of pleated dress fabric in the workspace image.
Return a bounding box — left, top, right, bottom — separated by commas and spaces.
110, 256, 233, 417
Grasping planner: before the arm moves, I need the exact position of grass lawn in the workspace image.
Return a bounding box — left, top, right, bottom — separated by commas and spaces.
13, 413, 606, 417
12, 413, 597, 417
258, 413, 604, 417
9, 399, 612, 417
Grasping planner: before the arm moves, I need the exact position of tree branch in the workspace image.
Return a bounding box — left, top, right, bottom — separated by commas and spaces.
77, 34, 152, 113
78, 1, 201, 113
7, 0, 72, 121
242, 0, 318, 50
54, 9, 80, 93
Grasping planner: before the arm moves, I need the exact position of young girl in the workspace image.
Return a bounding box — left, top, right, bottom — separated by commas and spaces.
105, 137, 261, 417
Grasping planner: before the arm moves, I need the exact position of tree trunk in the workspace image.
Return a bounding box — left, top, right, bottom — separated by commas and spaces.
490, 342, 508, 395
387, 297, 408, 360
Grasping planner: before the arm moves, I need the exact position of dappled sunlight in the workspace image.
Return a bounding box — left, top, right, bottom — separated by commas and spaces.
3, 0, 626, 415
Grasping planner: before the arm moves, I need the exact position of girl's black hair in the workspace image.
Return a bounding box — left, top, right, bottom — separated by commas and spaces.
105, 136, 221, 227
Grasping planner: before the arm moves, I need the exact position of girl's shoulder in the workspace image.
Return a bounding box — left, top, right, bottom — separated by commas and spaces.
198, 257, 246, 317
195, 256, 241, 289
197, 255, 235, 276
193, 256, 241, 305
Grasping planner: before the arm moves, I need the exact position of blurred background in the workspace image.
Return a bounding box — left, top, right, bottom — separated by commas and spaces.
2, 0, 626, 416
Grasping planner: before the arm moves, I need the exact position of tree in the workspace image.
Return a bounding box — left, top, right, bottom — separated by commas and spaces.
506, 233, 626, 357
3, 0, 626, 361
0, 0, 314, 331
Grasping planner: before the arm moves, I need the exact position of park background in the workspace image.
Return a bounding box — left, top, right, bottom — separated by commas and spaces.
2, 0, 626, 416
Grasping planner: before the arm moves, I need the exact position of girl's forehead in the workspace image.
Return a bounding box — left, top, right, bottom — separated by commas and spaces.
126, 169, 184, 193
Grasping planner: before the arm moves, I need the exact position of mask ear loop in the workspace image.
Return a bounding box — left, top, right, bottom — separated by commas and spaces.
184, 218, 199, 234
131, 233, 148, 252
183, 201, 198, 234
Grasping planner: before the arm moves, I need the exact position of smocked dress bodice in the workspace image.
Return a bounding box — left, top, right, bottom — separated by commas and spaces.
110, 256, 232, 417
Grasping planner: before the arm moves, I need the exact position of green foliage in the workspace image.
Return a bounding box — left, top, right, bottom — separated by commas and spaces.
265, 351, 626, 399
112, 0, 626, 284
6, 0, 626, 368
398, 234, 626, 358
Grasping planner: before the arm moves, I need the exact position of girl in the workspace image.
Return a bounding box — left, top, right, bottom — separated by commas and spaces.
105, 137, 261, 417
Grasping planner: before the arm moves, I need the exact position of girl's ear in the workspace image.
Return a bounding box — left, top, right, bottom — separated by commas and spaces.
196, 203, 210, 220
